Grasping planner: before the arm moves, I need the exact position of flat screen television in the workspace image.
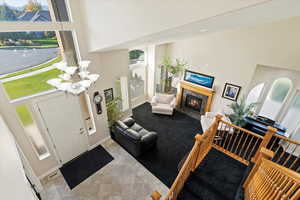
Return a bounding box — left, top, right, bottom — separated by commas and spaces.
184, 70, 215, 89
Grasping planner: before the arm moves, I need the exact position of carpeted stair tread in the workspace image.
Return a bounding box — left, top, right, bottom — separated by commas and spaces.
178, 148, 247, 200
178, 187, 202, 200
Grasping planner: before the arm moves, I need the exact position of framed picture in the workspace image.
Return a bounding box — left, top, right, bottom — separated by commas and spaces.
104, 88, 114, 102
184, 70, 215, 89
222, 83, 241, 101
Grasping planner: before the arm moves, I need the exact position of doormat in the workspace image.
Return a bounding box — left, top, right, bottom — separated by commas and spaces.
60, 145, 114, 189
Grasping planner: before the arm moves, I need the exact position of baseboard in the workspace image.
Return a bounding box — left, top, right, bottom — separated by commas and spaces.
88, 136, 111, 150
38, 165, 61, 180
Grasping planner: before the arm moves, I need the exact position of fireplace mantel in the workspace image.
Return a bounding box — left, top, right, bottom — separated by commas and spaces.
176, 81, 215, 113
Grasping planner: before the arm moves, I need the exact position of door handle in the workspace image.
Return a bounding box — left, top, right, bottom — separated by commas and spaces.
80, 128, 85, 135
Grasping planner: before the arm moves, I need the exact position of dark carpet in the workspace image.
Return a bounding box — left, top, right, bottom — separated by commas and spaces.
178, 148, 247, 200
132, 103, 202, 187
60, 145, 114, 189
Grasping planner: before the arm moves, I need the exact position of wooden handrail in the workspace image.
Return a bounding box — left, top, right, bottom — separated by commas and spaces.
220, 119, 264, 139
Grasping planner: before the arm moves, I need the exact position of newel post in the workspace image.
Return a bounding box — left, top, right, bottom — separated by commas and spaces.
151, 191, 161, 200
243, 147, 274, 189
192, 134, 203, 170
252, 126, 277, 163
210, 114, 223, 140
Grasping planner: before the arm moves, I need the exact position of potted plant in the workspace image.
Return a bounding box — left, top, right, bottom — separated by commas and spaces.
226, 96, 258, 127
159, 57, 187, 93
106, 97, 123, 128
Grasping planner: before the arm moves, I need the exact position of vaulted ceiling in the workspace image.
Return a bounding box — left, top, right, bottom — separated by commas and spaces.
79, 0, 300, 52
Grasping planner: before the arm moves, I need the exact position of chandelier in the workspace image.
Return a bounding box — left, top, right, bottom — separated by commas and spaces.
47, 60, 100, 95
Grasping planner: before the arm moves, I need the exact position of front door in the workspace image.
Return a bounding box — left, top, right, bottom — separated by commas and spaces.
37, 94, 89, 164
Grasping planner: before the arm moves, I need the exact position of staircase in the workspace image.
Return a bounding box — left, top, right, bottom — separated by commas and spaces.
150, 114, 300, 200
178, 148, 247, 200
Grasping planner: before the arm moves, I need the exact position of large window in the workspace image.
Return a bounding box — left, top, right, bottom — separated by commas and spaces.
282, 91, 300, 136
246, 83, 265, 106
0, 0, 52, 22
259, 78, 292, 120
0, 31, 63, 99
129, 49, 146, 102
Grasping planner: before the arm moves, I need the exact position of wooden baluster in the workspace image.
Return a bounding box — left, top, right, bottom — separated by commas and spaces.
252, 126, 276, 163
275, 142, 291, 164
238, 132, 250, 157
230, 127, 239, 152
244, 148, 275, 189
282, 144, 297, 167
242, 135, 254, 159
234, 131, 245, 154
247, 137, 261, 161
151, 191, 161, 200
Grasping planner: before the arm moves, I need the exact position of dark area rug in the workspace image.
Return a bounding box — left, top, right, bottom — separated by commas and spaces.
178, 148, 247, 200
60, 145, 114, 189
132, 103, 202, 187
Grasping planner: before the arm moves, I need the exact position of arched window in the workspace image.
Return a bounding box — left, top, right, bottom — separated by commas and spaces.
129, 49, 145, 65
259, 78, 293, 120
246, 83, 265, 106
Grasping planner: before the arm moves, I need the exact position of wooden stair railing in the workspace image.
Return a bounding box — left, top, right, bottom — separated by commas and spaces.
151, 114, 222, 200
244, 148, 300, 200
212, 119, 265, 165
151, 114, 300, 200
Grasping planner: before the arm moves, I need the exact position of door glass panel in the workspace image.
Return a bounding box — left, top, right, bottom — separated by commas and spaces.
282, 92, 300, 136
259, 78, 292, 120
246, 83, 264, 105
16, 105, 50, 160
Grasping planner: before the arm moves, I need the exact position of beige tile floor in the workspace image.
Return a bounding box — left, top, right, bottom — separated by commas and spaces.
41, 139, 169, 200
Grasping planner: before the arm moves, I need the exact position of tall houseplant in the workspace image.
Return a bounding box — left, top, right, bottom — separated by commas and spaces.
106, 97, 123, 127
159, 57, 187, 93
226, 96, 258, 127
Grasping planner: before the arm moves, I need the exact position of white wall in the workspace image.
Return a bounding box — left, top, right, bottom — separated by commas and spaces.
0, 115, 35, 200
79, 0, 268, 51
166, 17, 300, 112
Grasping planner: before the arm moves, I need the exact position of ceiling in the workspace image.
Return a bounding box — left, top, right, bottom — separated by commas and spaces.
85, 0, 300, 52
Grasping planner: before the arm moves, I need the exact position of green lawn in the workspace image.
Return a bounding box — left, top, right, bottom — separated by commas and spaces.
3, 68, 62, 99
31, 39, 58, 46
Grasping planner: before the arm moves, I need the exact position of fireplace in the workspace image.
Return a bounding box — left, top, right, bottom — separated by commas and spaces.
185, 94, 202, 112
176, 81, 215, 118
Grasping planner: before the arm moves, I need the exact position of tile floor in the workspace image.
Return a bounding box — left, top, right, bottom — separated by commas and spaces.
41, 139, 169, 200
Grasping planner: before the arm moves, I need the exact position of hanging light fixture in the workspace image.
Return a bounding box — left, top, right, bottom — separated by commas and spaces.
47, 60, 99, 95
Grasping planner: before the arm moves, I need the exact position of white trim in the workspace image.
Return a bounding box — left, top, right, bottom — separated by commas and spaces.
88, 136, 110, 151
38, 165, 61, 180
9, 89, 58, 104
84, 93, 97, 136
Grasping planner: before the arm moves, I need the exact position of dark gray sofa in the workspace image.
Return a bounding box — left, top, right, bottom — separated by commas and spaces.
111, 117, 158, 157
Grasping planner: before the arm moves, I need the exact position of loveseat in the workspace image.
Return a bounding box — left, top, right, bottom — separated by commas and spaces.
111, 117, 158, 157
